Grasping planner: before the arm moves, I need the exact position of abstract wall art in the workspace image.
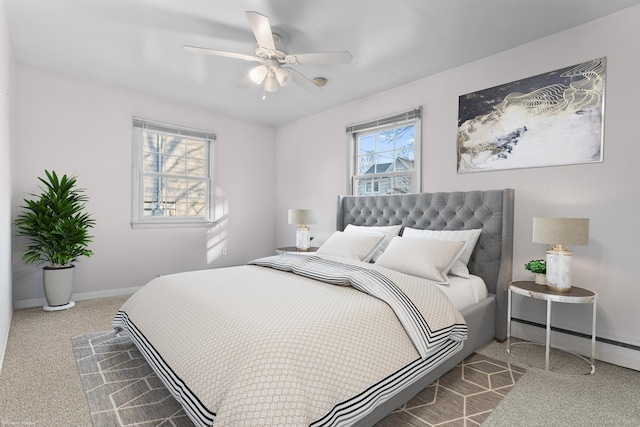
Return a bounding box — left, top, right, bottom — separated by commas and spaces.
457, 57, 606, 173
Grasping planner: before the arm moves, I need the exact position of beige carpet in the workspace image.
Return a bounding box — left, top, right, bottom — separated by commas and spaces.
72, 329, 524, 426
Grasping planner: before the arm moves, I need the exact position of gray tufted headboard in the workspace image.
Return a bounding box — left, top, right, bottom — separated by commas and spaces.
336, 189, 514, 339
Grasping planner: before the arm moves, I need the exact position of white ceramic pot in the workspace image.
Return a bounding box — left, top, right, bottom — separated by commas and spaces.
534, 273, 547, 285
43, 265, 75, 307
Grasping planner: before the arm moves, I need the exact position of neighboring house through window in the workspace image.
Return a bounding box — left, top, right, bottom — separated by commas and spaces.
346, 107, 422, 195
132, 118, 216, 228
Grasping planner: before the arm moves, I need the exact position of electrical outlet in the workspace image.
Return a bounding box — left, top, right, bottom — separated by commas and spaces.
222, 248, 228, 256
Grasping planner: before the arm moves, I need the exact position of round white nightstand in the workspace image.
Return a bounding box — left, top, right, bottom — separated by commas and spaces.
507, 280, 597, 375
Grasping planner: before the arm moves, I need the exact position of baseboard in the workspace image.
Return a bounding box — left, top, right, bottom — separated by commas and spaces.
511, 321, 640, 372
13, 286, 142, 310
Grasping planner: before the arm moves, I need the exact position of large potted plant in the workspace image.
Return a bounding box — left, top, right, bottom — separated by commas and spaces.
14, 170, 95, 311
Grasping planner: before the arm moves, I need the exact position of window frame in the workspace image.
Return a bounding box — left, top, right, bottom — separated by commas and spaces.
131, 117, 216, 229
346, 107, 422, 196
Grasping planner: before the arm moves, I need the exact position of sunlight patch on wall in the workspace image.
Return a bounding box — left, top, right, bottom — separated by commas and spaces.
206, 188, 229, 264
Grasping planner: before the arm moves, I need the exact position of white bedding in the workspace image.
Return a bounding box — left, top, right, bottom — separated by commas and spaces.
439, 274, 488, 310
113, 254, 467, 427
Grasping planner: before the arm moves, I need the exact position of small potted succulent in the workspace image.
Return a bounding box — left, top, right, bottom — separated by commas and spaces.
525, 259, 546, 285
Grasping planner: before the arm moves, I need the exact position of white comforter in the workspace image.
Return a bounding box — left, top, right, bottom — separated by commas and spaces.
113, 254, 467, 426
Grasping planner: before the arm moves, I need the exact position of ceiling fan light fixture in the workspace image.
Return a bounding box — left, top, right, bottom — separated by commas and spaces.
275, 67, 293, 87
264, 74, 278, 92
249, 64, 268, 84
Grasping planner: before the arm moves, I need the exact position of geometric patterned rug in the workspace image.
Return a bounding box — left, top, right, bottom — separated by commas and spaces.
72, 331, 525, 427
72, 330, 192, 427
379, 353, 526, 426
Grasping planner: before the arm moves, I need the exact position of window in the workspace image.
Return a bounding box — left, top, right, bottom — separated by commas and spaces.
132, 118, 216, 228
347, 107, 422, 196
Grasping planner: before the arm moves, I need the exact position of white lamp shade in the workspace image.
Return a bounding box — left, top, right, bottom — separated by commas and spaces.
264, 74, 278, 92
275, 67, 293, 86
249, 64, 268, 84
532, 217, 589, 246
288, 209, 319, 225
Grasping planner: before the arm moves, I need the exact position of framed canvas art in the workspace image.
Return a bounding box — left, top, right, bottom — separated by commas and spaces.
457, 57, 606, 173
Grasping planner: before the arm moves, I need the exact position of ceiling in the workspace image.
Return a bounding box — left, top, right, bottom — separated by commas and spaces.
5, 0, 640, 127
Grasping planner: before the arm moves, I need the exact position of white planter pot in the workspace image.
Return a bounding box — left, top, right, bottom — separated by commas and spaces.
534, 273, 547, 285
43, 265, 75, 310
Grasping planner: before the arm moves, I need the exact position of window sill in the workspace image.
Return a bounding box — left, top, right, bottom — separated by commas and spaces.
131, 220, 217, 229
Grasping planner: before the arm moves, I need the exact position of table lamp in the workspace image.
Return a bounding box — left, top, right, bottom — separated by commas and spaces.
532, 217, 589, 292
288, 209, 319, 251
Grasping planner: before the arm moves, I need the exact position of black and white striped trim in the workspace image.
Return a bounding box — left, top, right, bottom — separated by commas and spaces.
113, 311, 216, 427
311, 339, 464, 426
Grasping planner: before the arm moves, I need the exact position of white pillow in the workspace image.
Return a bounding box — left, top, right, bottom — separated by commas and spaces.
402, 228, 482, 279
316, 231, 385, 262
375, 237, 464, 284
344, 224, 402, 262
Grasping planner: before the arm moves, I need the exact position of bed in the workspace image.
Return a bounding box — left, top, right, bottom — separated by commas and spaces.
113, 188, 514, 427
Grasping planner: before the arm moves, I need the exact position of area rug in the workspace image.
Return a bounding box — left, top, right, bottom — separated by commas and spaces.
72, 331, 525, 427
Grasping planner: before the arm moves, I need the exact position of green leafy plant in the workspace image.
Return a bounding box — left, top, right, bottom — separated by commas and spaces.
524, 259, 546, 274
14, 170, 96, 267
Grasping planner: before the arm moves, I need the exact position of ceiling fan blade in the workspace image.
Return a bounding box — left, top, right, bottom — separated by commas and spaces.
182, 45, 259, 62
286, 51, 353, 65
245, 11, 276, 51
291, 69, 321, 92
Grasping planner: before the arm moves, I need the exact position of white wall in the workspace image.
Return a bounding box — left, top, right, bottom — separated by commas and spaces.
275, 7, 640, 369
0, 0, 14, 370
11, 66, 277, 305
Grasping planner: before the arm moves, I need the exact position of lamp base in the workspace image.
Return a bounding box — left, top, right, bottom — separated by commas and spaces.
545, 284, 571, 293
295, 226, 310, 251
546, 248, 572, 292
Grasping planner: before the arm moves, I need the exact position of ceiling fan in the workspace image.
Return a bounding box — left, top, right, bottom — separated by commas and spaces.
183, 11, 353, 96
